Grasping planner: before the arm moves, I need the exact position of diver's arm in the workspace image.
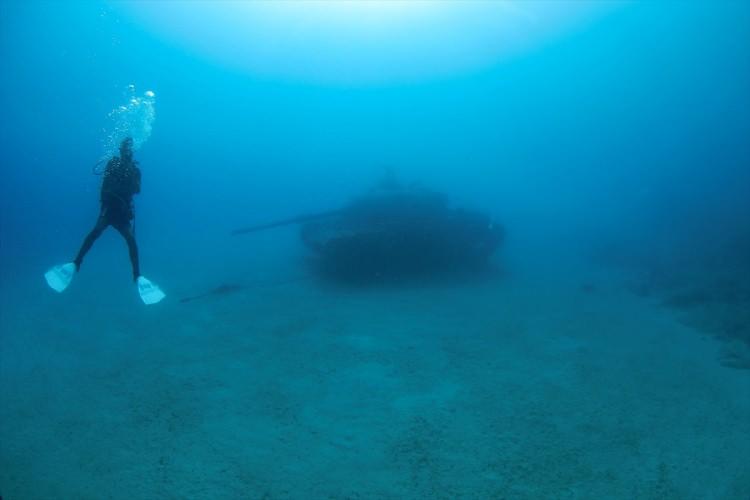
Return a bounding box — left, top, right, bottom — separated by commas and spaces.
104, 158, 118, 175
133, 168, 142, 194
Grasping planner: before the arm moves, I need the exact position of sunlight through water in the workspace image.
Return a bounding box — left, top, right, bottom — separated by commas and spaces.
115, 0, 624, 84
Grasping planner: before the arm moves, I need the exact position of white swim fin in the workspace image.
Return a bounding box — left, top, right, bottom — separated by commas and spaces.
137, 276, 166, 305
45, 262, 76, 292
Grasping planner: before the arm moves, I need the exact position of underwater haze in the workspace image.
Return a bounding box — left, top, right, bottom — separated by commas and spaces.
1, 1, 750, 498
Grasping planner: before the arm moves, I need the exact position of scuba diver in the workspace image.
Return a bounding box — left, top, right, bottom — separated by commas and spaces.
75, 137, 141, 280
44, 137, 165, 304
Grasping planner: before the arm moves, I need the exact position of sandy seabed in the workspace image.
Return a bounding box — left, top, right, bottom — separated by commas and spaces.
1, 258, 749, 499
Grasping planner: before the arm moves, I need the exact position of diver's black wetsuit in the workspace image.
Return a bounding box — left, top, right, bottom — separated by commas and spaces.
74, 155, 142, 280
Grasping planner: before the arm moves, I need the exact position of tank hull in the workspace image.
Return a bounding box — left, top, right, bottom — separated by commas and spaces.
300, 191, 503, 283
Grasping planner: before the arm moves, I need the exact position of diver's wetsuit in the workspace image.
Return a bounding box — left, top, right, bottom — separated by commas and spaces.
74, 156, 142, 280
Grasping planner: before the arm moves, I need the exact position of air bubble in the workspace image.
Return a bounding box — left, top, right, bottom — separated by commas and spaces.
100, 84, 156, 162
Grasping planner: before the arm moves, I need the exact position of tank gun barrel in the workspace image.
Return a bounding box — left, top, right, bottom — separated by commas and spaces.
231, 209, 343, 235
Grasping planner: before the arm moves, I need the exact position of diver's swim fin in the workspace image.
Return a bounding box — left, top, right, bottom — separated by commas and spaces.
137, 276, 165, 305
44, 262, 76, 292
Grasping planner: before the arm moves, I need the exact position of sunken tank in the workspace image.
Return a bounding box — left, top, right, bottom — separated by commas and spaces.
298, 186, 504, 283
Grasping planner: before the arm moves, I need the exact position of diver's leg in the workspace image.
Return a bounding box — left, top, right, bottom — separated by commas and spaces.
113, 221, 140, 281
73, 213, 109, 270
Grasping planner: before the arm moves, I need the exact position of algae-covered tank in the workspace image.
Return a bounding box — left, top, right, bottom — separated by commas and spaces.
234, 183, 504, 283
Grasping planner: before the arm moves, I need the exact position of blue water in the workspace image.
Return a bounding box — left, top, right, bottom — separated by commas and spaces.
2, 2, 749, 498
